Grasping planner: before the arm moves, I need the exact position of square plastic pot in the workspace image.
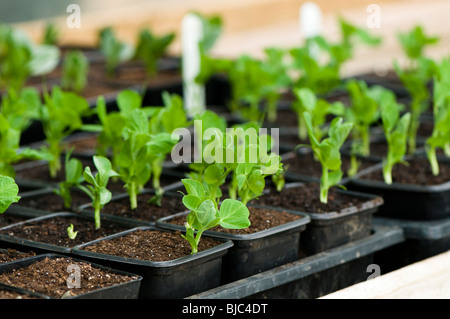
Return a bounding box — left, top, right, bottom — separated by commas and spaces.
0, 212, 134, 255
186, 225, 404, 299
347, 160, 450, 221
71, 226, 233, 299
256, 182, 384, 256
155, 206, 311, 283
0, 253, 142, 299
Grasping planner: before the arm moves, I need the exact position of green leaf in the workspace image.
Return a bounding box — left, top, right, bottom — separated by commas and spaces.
0, 175, 20, 213
182, 179, 205, 198
182, 194, 202, 211
218, 199, 250, 229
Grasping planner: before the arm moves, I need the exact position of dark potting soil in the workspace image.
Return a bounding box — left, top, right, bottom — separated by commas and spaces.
0, 256, 138, 299
0, 214, 31, 228
101, 193, 186, 223
283, 150, 377, 178
17, 191, 91, 213
81, 229, 222, 262
360, 157, 450, 186
0, 288, 41, 299
88, 60, 181, 88
166, 206, 302, 235
0, 216, 130, 248
0, 249, 36, 264
15, 158, 95, 184
254, 182, 369, 214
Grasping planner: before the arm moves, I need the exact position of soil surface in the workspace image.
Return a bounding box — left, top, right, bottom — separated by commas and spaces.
0, 215, 131, 248
98, 192, 186, 223
81, 229, 222, 262
283, 150, 378, 179
166, 206, 302, 235
360, 156, 450, 186
0, 249, 37, 264
0, 256, 138, 299
253, 182, 369, 214
0, 214, 32, 229
0, 288, 42, 299
17, 190, 91, 213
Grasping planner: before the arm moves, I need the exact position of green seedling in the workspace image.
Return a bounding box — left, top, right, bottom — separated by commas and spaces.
40, 86, 90, 179
290, 18, 381, 96
98, 26, 134, 76
380, 97, 411, 184
54, 149, 84, 209
394, 58, 437, 155
180, 178, 250, 254
61, 50, 89, 93
0, 175, 20, 214
0, 24, 60, 91
397, 25, 439, 70
302, 112, 353, 203
67, 224, 78, 240
134, 28, 175, 77
80, 156, 119, 229
292, 87, 345, 141
0, 112, 50, 178
425, 75, 450, 176
42, 22, 60, 45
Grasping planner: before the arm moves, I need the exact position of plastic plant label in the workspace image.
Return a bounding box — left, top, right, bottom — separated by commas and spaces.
182, 13, 206, 118
299, 2, 323, 59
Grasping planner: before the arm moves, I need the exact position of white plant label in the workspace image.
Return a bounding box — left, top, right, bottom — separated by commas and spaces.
299, 2, 322, 59
182, 13, 206, 118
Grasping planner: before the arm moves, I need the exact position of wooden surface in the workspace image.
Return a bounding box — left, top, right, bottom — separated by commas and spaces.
321, 250, 450, 299
11, 0, 450, 77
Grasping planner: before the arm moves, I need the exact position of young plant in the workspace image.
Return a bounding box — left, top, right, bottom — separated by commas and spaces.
180, 178, 250, 254
54, 150, 84, 209
134, 28, 175, 77
302, 112, 353, 204
260, 47, 292, 123
227, 54, 280, 122
115, 109, 153, 210
67, 224, 78, 240
0, 24, 60, 91
80, 156, 119, 229
1, 86, 41, 132
61, 50, 89, 93
292, 87, 345, 141
379, 98, 411, 184
425, 76, 450, 176
0, 112, 50, 178
40, 86, 90, 178
397, 25, 439, 70
394, 58, 437, 155
290, 18, 381, 96
42, 22, 60, 46
98, 26, 134, 76
0, 175, 20, 214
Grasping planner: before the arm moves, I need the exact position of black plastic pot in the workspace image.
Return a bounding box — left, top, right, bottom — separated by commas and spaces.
186, 225, 404, 299
71, 226, 233, 299
373, 216, 450, 273
347, 159, 450, 221
0, 282, 51, 299
0, 253, 142, 299
255, 182, 384, 256
0, 212, 134, 255
156, 206, 311, 283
